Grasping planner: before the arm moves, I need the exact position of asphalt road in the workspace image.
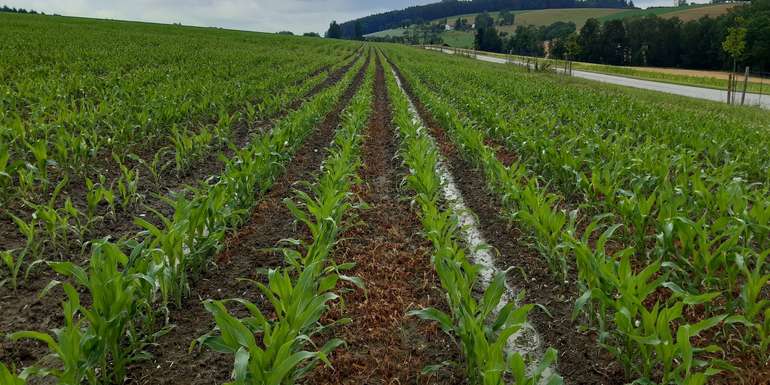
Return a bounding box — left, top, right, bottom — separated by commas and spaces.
428, 47, 770, 110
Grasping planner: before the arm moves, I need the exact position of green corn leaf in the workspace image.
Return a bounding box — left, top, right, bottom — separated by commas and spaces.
407, 307, 454, 333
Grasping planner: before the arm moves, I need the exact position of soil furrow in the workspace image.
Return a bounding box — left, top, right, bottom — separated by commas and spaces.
0, 52, 364, 372
303, 55, 464, 385
386, 58, 625, 385
124, 54, 370, 385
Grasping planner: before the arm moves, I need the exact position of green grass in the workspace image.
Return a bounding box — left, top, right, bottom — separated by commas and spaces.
572, 61, 770, 95
431, 45, 770, 96
440, 30, 474, 48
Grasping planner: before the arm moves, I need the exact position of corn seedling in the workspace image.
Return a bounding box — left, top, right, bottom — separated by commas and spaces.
9, 284, 99, 384
112, 153, 143, 210
45, 241, 155, 384
128, 148, 172, 188
0, 363, 26, 385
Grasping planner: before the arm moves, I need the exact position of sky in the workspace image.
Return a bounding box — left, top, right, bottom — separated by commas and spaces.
4, 0, 713, 34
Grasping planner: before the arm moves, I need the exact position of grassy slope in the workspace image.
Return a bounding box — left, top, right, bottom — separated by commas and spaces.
366, 3, 739, 43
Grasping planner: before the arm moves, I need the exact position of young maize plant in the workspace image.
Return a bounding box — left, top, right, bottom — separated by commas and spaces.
85, 175, 116, 223
732, 250, 770, 357
1, 51, 367, 385
0, 142, 11, 202
128, 148, 172, 189
112, 153, 143, 210
0, 363, 26, 385
25, 138, 51, 192
3, 213, 38, 290
382, 53, 561, 385
197, 54, 374, 385
22, 241, 157, 384
9, 284, 98, 384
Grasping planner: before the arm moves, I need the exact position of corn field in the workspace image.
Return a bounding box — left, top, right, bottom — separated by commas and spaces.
1, 11, 769, 385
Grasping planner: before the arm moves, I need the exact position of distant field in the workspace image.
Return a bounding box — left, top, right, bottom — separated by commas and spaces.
366, 3, 741, 42
440, 30, 474, 47
366, 27, 407, 38
662, 2, 740, 21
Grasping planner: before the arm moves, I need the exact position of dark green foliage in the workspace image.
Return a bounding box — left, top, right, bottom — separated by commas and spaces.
474, 11, 495, 29
498, 10, 515, 26
475, 26, 503, 53
339, 0, 629, 38
326, 20, 342, 39
507, 25, 544, 56
571, 1, 769, 71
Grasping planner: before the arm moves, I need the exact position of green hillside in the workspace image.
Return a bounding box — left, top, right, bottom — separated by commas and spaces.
366, 4, 740, 48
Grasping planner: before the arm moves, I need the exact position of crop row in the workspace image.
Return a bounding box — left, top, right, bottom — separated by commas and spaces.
381, 51, 562, 385
0, 48, 362, 291
0, 15, 358, 203
0, 50, 368, 383
195, 52, 375, 384
383, 45, 768, 384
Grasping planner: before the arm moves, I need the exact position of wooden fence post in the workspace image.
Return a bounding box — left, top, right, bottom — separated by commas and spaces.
741, 66, 749, 106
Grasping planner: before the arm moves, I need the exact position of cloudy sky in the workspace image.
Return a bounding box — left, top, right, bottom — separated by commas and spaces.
5, 0, 711, 34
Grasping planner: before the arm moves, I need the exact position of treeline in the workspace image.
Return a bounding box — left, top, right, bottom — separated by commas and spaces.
480, 0, 769, 71
1, 5, 42, 14
337, 0, 630, 38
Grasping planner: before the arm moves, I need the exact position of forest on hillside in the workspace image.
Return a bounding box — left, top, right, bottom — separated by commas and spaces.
338, 0, 630, 38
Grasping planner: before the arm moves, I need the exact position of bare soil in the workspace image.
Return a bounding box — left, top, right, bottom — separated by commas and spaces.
303, 55, 464, 385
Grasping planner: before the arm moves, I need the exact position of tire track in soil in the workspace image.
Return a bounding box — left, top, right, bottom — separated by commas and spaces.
125, 54, 371, 385
386, 58, 626, 385
303, 55, 464, 385
0, 52, 365, 372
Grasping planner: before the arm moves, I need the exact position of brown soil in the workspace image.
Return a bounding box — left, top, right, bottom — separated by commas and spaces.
303, 55, 464, 385
387, 58, 626, 385
0, 52, 363, 372
124, 54, 370, 385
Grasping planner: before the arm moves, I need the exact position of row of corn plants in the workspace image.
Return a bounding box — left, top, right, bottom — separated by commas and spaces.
195, 54, 374, 385
383, 46, 764, 384
0, 52, 368, 384
0, 13, 361, 203
0, 48, 363, 291
380, 51, 562, 385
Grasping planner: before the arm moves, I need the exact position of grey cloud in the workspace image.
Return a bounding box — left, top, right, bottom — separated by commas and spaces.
4, 0, 711, 34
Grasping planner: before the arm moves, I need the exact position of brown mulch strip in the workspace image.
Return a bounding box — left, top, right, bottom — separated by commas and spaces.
303, 55, 465, 385
386, 57, 626, 385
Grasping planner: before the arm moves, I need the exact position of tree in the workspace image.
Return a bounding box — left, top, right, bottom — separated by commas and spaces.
601, 19, 627, 64
541, 21, 576, 41
475, 12, 495, 29
354, 21, 364, 40
499, 10, 515, 26
722, 18, 747, 73
326, 21, 342, 39
303, 32, 321, 37
577, 18, 602, 62
507, 25, 543, 56
475, 26, 503, 52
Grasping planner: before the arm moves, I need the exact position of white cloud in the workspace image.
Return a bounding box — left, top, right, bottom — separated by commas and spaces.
3, 0, 713, 34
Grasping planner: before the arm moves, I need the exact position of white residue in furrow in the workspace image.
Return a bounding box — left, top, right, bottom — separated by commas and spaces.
391, 68, 555, 380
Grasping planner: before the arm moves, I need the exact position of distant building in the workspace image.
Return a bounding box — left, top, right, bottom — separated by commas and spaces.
445, 23, 453, 31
